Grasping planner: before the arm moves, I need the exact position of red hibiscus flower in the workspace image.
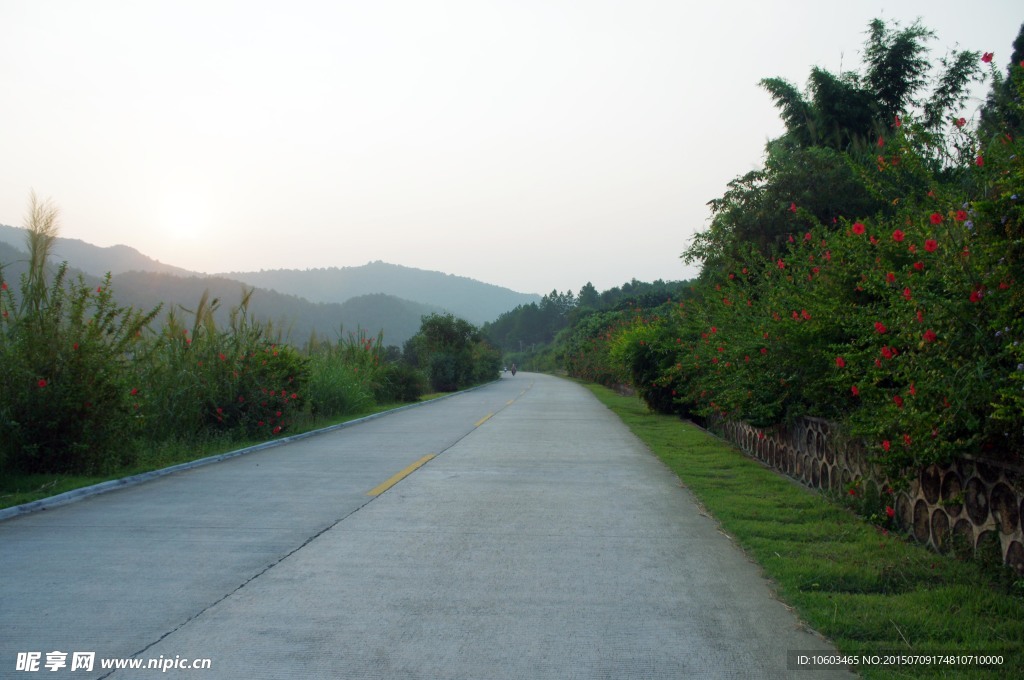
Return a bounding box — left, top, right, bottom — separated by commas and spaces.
924, 328, 937, 343
982, 52, 994, 63
874, 321, 887, 334
924, 239, 938, 252
851, 385, 859, 396
892, 229, 905, 242
835, 357, 846, 368
852, 222, 866, 235
930, 212, 943, 224
955, 210, 968, 221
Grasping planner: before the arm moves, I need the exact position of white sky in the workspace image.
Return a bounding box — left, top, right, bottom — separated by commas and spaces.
1, 1, 1020, 295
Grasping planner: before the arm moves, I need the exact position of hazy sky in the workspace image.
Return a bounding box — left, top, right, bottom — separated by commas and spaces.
1, 1, 1020, 295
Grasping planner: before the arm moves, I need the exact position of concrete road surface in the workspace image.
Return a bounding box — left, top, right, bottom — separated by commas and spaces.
1, 373, 854, 678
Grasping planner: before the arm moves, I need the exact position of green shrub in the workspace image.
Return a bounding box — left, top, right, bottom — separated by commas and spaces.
0, 196, 159, 474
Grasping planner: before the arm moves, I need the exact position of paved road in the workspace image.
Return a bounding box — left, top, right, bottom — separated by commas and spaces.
1, 373, 853, 678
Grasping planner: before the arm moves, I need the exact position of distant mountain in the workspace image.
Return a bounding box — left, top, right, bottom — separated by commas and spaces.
0, 224, 192, 277
109, 271, 442, 346
0, 225, 535, 345
220, 261, 540, 326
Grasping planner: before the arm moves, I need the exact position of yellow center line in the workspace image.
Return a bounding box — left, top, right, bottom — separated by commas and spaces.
474, 413, 493, 427
366, 454, 436, 496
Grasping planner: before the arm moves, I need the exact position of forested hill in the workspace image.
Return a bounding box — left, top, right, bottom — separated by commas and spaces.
0, 227, 514, 346
219, 261, 540, 326
0, 223, 191, 277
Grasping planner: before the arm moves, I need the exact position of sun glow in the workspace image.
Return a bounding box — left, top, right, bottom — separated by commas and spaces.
154, 192, 214, 245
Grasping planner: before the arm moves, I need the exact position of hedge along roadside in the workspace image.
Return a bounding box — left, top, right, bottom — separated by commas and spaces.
581, 56, 1024, 481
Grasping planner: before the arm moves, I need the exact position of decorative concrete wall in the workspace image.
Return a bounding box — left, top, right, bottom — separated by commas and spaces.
711, 417, 1024, 575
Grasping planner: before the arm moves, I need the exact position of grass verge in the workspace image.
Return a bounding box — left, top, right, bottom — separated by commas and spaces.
0, 397, 440, 511
585, 382, 1024, 680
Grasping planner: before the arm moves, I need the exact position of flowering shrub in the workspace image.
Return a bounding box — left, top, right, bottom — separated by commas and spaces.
138, 291, 308, 441
0, 261, 158, 474
571, 54, 1024, 478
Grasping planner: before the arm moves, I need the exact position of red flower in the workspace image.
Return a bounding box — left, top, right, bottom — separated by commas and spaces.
835, 356, 846, 368
930, 212, 943, 224
1, 281, 6, 290
975, 156, 984, 167
777, 259, 786, 269
130, 388, 139, 396
954, 210, 968, 221
982, 52, 994, 64
852, 222, 866, 235
851, 385, 859, 396
924, 239, 938, 252
882, 440, 891, 451
37, 379, 47, 388
954, 117, 966, 128
886, 272, 896, 283
886, 506, 895, 518
874, 321, 887, 334
848, 488, 857, 496
800, 309, 811, 320
913, 261, 924, 271
923, 329, 937, 344
893, 395, 904, 408
881, 346, 894, 359
273, 426, 282, 434
969, 289, 983, 303
789, 202, 797, 213
894, 115, 902, 128
892, 229, 905, 242
903, 287, 912, 301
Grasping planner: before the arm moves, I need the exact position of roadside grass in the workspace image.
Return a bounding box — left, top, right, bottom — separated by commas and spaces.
0, 397, 438, 511
585, 382, 1024, 679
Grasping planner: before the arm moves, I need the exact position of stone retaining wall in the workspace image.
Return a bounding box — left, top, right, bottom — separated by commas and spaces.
711, 417, 1024, 575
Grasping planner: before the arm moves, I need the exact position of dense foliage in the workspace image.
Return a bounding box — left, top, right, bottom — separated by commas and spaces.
565, 19, 1024, 477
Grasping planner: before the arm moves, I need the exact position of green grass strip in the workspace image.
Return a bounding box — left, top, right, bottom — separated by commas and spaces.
585, 382, 1024, 680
